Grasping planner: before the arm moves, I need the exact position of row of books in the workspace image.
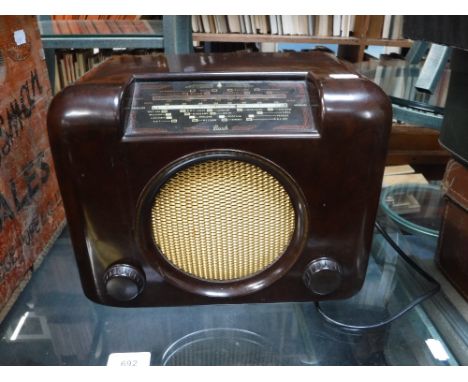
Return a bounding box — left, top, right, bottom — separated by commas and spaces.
370, 16, 404, 40
51, 15, 141, 20
53, 50, 107, 93
49, 19, 155, 35
191, 15, 405, 40
53, 49, 163, 93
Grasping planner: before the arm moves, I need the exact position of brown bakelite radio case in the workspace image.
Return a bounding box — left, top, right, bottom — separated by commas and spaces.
47, 52, 391, 307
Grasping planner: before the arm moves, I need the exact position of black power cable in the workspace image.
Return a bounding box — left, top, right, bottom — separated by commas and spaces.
315, 221, 441, 331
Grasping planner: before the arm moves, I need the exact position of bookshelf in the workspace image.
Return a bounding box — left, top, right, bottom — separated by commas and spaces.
192, 15, 413, 63
38, 16, 193, 91
193, 33, 412, 62
39, 19, 165, 49
39, 16, 192, 52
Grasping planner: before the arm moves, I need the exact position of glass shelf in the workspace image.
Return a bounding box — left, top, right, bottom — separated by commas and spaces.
377, 188, 468, 366
0, 214, 464, 364
380, 183, 444, 238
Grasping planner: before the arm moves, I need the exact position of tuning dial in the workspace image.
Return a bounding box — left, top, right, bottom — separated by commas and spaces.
104, 264, 146, 301
303, 258, 342, 296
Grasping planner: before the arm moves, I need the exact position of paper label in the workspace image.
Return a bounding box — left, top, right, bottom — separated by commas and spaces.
13, 29, 26, 46
107, 352, 152, 366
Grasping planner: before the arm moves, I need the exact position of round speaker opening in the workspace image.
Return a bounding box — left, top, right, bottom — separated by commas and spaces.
150, 158, 295, 282
137, 150, 308, 297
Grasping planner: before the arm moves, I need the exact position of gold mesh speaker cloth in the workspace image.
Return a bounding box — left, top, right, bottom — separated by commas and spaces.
150, 159, 295, 281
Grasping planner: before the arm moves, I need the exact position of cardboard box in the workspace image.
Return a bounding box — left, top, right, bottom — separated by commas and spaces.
0, 16, 65, 316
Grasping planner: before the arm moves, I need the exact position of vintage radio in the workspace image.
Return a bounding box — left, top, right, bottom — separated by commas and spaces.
47, 52, 391, 307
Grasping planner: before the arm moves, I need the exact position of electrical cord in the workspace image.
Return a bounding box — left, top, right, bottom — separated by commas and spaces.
315, 221, 441, 331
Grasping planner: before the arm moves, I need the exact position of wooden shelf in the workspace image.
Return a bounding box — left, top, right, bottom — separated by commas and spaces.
193, 33, 362, 45
387, 123, 450, 166
364, 38, 413, 47
193, 33, 413, 49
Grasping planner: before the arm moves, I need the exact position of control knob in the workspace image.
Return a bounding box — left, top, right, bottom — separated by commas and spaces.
104, 264, 146, 301
303, 258, 342, 295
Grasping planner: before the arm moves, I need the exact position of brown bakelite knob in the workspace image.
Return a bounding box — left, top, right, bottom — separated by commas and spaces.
303, 258, 342, 296
104, 264, 146, 301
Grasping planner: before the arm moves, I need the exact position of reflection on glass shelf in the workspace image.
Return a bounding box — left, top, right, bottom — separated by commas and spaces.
39, 19, 163, 37
356, 59, 450, 111
161, 328, 280, 366
356, 58, 450, 129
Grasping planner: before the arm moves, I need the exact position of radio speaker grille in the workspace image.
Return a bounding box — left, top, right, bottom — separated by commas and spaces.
150, 159, 295, 281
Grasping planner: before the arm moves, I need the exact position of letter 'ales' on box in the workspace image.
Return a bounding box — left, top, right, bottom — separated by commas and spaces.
47, 52, 391, 307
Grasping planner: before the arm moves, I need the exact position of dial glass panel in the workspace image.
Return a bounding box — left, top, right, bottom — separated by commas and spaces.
126, 79, 317, 135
